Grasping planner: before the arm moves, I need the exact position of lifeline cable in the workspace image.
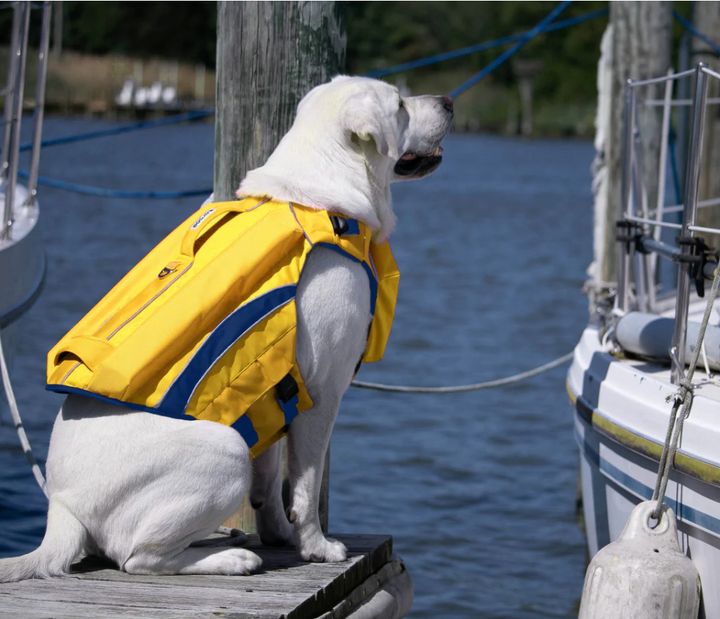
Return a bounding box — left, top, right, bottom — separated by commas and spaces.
651, 261, 720, 520
0, 330, 48, 497
351, 351, 573, 393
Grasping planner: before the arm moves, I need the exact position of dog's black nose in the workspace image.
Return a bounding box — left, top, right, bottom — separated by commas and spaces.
442, 96, 454, 112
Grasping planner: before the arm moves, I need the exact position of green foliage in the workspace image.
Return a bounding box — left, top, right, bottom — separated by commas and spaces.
62, 2, 217, 67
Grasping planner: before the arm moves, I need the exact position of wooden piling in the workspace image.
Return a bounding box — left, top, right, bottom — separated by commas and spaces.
213, 1, 347, 534
213, 1, 346, 201
596, 2, 673, 286
694, 2, 720, 232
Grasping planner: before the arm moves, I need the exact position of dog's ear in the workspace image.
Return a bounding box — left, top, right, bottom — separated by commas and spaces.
343, 93, 399, 160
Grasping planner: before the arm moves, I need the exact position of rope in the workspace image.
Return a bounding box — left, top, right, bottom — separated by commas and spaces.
0, 330, 48, 497
651, 262, 720, 520
668, 127, 683, 206
449, 1, 573, 99
351, 351, 573, 393
15, 110, 216, 199
364, 8, 608, 79
16, 169, 212, 199
19, 109, 214, 152
674, 11, 720, 56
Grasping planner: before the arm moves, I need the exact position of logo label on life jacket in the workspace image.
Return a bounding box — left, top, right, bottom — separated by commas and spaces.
191, 209, 215, 230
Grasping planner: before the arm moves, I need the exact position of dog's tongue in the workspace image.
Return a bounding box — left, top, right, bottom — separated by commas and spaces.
400, 146, 443, 161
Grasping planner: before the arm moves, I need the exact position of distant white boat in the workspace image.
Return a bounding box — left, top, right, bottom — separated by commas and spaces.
116, 79, 178, 109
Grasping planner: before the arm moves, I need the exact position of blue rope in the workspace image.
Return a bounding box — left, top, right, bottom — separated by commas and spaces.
17, 169, 211, 199
19, 109, 215, 152
365, 8, 607, 79
668, 127, 683, 206
16, 110, 215, 198
449, 1, 573, 99
674, 11, 720, 56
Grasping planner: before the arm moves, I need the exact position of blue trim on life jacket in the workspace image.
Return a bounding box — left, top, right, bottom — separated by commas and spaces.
46, 383, 262, 449
159, 284, 297, 414
45, 384, 183, 417
317, 243, 378, 315
232, 414, 259, 448
277, 394, 300, 426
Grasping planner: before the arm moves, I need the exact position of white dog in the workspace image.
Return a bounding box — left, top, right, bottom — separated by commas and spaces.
0, 76, 452, 580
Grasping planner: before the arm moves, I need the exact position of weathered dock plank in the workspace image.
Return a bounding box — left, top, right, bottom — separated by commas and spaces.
0, 534, 398, 619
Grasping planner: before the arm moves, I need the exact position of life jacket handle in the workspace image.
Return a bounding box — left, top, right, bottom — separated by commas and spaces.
53, 335, 115, 372
179, 200, 252, 260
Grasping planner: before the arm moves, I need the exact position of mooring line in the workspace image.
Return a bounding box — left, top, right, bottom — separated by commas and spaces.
0, 330, 48, 497
351, 351, 573, 393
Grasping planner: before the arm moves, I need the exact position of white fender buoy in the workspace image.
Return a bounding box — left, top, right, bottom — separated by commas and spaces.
578, 501, 701, 619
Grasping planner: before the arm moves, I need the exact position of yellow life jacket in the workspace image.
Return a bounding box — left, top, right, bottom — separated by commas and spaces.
46, 198, 399, 458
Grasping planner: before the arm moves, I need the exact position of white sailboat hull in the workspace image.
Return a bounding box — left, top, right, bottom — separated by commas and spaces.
568, 322, 720, 618
0, 185, 44, 380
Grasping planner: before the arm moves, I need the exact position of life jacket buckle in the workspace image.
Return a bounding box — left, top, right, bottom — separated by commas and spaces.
158, 261, 183, 279
330, 215, 349, 236
276, 373, 299, 403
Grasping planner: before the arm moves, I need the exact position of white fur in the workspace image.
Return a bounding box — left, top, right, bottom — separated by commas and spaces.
0, 76, 452, 581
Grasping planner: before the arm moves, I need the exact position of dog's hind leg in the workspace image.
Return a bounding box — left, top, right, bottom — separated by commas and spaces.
123, 546, 262, 576
251, 440, 294, 546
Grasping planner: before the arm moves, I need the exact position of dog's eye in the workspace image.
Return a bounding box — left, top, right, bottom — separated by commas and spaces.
398, 99, 404, 110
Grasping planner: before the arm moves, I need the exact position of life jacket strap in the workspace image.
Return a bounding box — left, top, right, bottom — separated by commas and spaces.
275, 373, 300, 427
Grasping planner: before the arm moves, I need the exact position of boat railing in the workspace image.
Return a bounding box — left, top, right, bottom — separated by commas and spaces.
0, 1, 51, 242
615, 63, 720, 384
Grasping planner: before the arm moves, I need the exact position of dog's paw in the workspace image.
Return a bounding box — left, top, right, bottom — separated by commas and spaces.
214, 548, 263, 575
299, 537, 347, 563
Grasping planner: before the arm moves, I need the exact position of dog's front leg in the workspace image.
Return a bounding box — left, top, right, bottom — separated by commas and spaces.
286, 396, 347, 563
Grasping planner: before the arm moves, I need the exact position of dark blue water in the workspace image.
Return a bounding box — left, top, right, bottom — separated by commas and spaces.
0, 118, 592, 618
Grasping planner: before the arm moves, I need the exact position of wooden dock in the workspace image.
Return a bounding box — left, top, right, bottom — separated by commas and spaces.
0, 534, 412, 619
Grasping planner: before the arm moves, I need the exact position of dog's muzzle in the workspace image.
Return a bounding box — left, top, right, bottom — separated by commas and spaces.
394, 146, 444, 177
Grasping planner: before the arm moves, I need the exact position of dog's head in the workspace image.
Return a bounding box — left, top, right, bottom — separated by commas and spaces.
297, 75, 453, 182
238, 75, 453, 241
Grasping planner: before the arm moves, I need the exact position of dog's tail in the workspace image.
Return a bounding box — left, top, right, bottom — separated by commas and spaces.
0, 499, 87, 582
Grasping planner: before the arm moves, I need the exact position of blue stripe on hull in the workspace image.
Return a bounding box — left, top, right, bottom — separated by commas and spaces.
575, 418, 720, 538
